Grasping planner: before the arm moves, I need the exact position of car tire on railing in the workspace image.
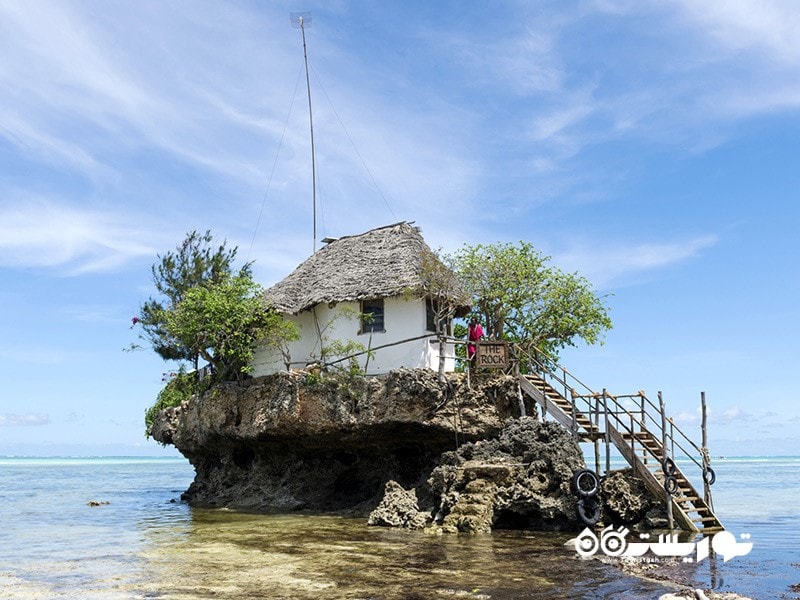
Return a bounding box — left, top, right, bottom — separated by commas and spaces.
661, 457, 677, 477
576, 497, 601, 526
703, 467, 716, 486
664, 475, 679, 495
571, 469, 601, 498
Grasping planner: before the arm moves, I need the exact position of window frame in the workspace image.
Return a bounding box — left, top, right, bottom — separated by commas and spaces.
360, 298, 385, 334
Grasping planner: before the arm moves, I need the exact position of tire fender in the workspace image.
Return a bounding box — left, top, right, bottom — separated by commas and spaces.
664, 475, 679, 495
571, 469, 601, 498
703, 467, 716, 486
576, 497, 601, 526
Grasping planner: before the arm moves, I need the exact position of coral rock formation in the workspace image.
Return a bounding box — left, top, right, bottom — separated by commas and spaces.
427, 418, 586, 533
151, 369, 533, 512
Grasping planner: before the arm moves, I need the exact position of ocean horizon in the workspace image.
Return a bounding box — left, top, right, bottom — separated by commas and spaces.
1, 455, 797, 599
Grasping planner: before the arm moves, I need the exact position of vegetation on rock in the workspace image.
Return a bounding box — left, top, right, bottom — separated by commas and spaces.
133, 230, 247, 367
450, 241, 612, 360
144, 369, 205, 438
134, 231, 299, 433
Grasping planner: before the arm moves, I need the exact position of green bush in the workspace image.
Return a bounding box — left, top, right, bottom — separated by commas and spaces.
144, 370, 206, 437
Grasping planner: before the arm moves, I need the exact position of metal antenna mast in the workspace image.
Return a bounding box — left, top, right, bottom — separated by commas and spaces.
290, 12, 317, 254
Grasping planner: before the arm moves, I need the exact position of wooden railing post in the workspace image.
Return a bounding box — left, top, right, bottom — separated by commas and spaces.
670, 418, 675, 458
514, 359, 526, 417
603, 389, 611, 474
630, 412, 635, 458
659, 391, 674, 531
571, 393, 578, 440
640, 393, 647, 465
594, 394, 601, 474
701, 391, 713, 509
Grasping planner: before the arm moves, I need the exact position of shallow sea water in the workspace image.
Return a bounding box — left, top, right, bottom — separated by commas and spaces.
0, 456, 797, 599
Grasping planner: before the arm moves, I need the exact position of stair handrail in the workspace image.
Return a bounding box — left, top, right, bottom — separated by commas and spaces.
514, 343, 708, 486
632, 390, 705, 472
514, 345, 599, 407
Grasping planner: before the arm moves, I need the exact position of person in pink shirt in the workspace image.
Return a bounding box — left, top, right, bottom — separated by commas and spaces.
467, 317, 484, 363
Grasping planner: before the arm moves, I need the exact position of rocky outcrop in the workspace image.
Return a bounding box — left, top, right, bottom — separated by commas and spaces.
426, 418, 586, 533
367, 480, 431, 529
152, 367, 666, 532
597, 468, 669, 530
601, 468, 664, 526
151, 368, 535, 512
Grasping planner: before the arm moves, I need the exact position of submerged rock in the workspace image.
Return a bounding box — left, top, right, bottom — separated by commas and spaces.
367, 480, 431, 529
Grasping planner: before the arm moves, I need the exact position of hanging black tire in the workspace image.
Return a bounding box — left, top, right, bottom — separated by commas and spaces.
662, 457, 677, 477
664, 475, 679, 495
571, 469, 601, 498
703, 467, 716, 486
576, 497, 601, 526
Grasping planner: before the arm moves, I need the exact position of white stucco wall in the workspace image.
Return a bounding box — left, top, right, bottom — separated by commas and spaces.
250, 297, 457, 377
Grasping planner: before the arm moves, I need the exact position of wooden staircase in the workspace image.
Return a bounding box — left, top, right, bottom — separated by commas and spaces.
519, 371, 724, 534
519, 373, 601, 441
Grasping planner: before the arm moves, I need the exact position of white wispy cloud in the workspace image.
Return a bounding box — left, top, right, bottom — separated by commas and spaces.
673, 405, 748, 426
0, 413, 51, 427
553, 234, 719, 288
450, 0, 800, 188
0, 2, 302, 187
0, 197, 163, 274
674, 0, 800, 65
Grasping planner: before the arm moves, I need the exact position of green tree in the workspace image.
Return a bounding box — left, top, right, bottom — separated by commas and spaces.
165, 273, 298, 381
134, 230, 248, 368
451, 241, 611, 361
406, 247, 470, 380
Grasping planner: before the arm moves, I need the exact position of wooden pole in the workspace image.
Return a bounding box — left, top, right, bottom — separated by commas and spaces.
571, 391, 578, 440
514, 360, 527, 418
701, 391, 711, 506
659, 391, 674, 531
594, 394, 601, 474
640, 394, 646, 465
603, 389, 611, 474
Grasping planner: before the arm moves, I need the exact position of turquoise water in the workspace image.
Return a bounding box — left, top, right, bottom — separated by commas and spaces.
0, 456, 797, 599
687, 456, 800, 599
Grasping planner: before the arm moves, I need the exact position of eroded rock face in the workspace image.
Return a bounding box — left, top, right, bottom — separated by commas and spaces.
601, 469, 658, 524
426, 418, 586, 533
151, 369, 534, 512
367, 480, 431, 529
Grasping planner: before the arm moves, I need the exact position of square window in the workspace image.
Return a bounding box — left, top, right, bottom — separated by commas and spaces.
361, 299, 384, 333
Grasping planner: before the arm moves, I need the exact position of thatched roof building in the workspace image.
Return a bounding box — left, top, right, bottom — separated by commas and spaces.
264, 222, 465, 315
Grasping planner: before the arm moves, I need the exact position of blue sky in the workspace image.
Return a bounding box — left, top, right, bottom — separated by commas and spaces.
1, 1, 798, 456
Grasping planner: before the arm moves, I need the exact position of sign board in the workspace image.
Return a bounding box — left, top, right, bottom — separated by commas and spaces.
476, 342, 510, 369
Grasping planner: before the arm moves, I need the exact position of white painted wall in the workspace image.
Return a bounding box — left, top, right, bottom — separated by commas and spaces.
250, 297, 457, 376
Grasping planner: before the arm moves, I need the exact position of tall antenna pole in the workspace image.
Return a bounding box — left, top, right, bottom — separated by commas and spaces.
290, 12, 317, 254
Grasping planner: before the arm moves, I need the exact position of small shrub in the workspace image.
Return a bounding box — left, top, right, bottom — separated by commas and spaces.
144, 370, 207, 437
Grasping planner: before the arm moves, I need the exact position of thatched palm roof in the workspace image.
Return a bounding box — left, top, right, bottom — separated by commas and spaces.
264, 222, 466, 315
